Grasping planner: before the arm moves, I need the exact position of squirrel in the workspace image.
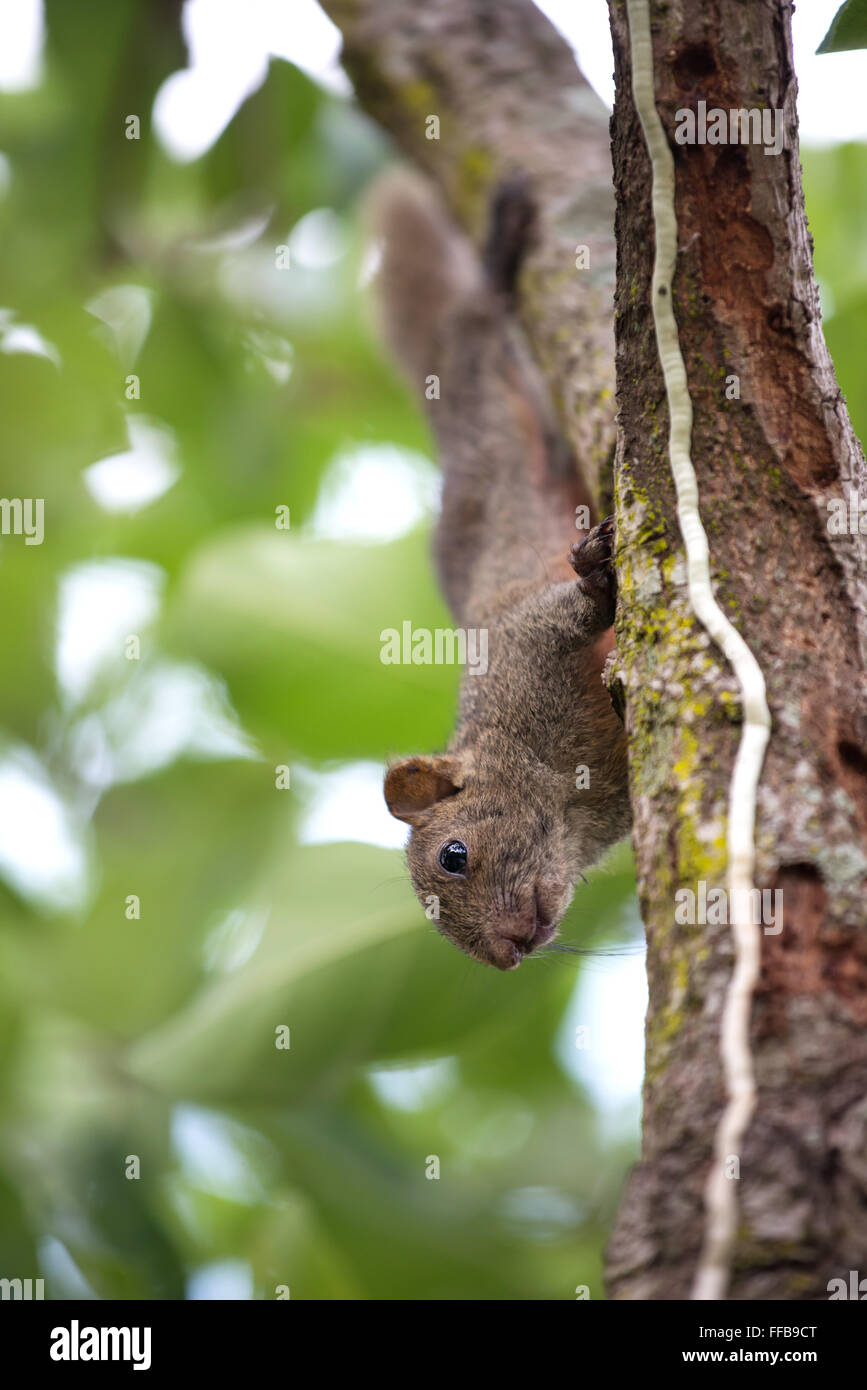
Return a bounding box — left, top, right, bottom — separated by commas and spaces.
370, 170, 631, 970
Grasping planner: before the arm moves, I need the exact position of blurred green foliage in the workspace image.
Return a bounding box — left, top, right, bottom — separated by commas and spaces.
0, 3, 862, 1301
802, 142, 867, 438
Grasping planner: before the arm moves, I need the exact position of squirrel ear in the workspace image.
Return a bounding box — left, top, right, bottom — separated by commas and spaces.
384, 756, 464, 825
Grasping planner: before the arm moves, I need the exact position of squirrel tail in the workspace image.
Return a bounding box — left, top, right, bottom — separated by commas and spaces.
364, 168, 482, 386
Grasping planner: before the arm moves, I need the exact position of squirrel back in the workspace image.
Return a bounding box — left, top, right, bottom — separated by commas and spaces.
371, 170, 631, 969
368, 169, 590, 624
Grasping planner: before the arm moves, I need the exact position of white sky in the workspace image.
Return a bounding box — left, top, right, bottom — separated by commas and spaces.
156, 0, 867, 156
0, 0, 864, 149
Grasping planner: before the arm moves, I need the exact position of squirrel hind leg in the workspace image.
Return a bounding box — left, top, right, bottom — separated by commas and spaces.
365, 168, 480, 386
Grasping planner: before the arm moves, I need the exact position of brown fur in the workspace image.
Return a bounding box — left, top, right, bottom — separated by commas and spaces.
371, 171, 630, 969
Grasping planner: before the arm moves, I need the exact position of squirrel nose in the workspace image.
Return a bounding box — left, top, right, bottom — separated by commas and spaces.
489, 884, 563, 967
488, 919, 557, 970
487, 936, 525, 971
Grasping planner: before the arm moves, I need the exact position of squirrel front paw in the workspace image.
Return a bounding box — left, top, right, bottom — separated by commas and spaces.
569, 515, 617, 626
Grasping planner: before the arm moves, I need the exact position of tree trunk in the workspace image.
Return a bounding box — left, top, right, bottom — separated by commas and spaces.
605, 0, 867, 1299
322, 0, 867, 1300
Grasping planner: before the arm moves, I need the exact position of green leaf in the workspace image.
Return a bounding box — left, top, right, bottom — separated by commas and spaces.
817, 0, 867, 53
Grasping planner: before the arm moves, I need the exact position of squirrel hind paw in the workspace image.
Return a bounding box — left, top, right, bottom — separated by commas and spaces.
570, 515, 614, 575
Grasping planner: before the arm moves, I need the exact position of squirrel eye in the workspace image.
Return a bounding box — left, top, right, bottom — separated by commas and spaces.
438, 840, 468, 876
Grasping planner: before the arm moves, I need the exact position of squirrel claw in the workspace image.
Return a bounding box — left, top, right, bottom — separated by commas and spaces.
570, 515, 615, 574
569, 517, 617, 620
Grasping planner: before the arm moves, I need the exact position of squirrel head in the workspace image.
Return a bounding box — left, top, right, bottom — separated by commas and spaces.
384, 754, 574, 970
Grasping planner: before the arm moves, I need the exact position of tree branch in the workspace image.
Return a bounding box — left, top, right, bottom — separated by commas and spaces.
320, 0, 617, 507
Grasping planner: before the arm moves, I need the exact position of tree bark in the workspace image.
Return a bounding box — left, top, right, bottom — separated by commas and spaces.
319, 0, 617, 507
605, 0, 867, 1298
